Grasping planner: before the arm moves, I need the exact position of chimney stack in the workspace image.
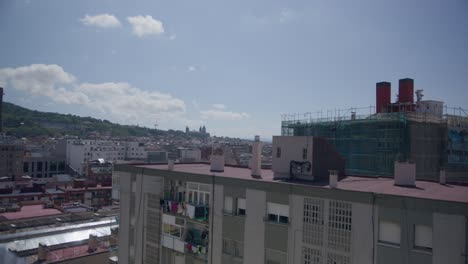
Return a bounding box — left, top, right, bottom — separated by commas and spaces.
38, 242, 47, 261
329, 170, 338, 189
251, 135, 262, 177
88, 234, 98, 252
439, 169, 446, 185
376, 82, 391, 113
210, 146, 224, 172
398, 78, 414, 104
168, 160, 174, 171
394, 161, 416, 187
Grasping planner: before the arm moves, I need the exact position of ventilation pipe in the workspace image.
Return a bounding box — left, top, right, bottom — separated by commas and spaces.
439, 169, 446, 185
168, 160, 174, 171
329, 170, 338, 189
210, 146, 224, 172
88, 234, 98, 252
394, 161, 416, 187
251, 135, 262, 177
38, 242, 47, 261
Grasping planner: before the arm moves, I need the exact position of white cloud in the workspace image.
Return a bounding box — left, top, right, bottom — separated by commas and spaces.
187, 66, 196, 72
127, 15, 165, 37
0, 64, 186, 126
212, 104, 225, 109
80, 14, 121, 28
200, 109, 250, 121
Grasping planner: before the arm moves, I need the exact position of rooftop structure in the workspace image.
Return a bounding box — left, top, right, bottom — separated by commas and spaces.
281, 79, 468, 182
0, 217, 118, 263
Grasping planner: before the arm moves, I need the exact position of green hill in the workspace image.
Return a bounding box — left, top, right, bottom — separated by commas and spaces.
1, 102, 184, 138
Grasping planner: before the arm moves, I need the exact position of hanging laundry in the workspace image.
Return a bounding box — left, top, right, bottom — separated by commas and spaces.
186, 204, 195, 219
194, 206, 205, 220
177, 202, 184, 214
171, 202, 178, 213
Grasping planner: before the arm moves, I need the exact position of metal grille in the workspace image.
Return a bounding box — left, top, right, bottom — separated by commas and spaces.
303, 198, 324, 246
144, 193, 160, 264
302, 247, 322, 264
327, 201, 352, 252
326, 252, 350, 264
145, 244, 159, 263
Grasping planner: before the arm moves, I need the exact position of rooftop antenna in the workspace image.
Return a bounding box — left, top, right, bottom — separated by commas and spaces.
415, 89, 424, 102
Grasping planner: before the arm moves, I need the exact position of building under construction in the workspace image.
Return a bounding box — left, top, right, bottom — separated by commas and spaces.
281, 78, 468, 182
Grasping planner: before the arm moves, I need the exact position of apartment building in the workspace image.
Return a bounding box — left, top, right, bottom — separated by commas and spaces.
114, 136, 468, 264
66, 139, 147, 176
0, 137, 24, 180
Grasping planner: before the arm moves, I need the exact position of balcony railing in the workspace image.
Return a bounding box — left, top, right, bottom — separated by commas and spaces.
162, 200, 209, 222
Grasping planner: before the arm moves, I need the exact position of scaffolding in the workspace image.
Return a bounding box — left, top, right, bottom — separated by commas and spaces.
281, 106, 468, 180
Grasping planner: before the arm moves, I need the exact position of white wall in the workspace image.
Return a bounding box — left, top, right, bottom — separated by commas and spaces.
243, 189, 266, 264
211, 184, 224, 264
433, 213, 466, 264
351, 202, 374, 264
272, 136, 314, 179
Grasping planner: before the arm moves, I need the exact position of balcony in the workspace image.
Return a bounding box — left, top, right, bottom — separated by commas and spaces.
162, 200, 209, 223
161, 228, 209, 260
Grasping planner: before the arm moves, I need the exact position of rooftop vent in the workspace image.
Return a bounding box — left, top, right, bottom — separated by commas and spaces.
88, 234, 98, 253
210, 146, 224, 172
439, 169, 446, 185
394, 161, 416, 187
38, 242, 47, 261
251, 135, 262, 177
168, 160, 174, 171
329, 170, 338, 189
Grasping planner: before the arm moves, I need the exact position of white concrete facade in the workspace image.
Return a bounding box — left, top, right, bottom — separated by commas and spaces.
66, 140, 147, 175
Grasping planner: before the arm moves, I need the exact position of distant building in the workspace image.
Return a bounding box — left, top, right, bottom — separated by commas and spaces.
66, 139, 148, 176
147, 151, 168, 163
179, 148, 201, 162
0, 213, 118, 263
86, 159, 113, 186
0, 137, 24, 180
22, 154, 66, 180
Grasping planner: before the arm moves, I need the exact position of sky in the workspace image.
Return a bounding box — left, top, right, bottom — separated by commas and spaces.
0, 0, 467, 139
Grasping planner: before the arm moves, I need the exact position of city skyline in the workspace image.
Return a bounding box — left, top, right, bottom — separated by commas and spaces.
1, 0, 467, 139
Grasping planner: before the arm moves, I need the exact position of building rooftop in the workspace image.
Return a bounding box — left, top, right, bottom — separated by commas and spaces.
0, 218, 117, 264
0, 205, 62, 221
136, 163, 468, 204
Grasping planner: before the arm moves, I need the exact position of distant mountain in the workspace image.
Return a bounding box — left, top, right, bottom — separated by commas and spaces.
1, 102, 191, 138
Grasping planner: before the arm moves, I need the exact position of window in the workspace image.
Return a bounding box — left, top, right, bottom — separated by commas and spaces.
237, 198, 246, 216
302, 247, 322, 264
303, 198, 324, 246
187, 182, 210, 206
163, 223, 182, 238
267, 202, 289, 224
328, 201, 352, 252
276, 147, 281, 158
23, 162, 29, 173
379, 221, 400, 245
326, 252, 350, 264
234, 241, 244, 259
303, 148, 308, 159
224, 196, 233, 214
223, 239, 233, 255
414, 225, 432, 251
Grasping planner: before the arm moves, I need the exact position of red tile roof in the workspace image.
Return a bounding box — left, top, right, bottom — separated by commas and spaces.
0, 205, 62, 220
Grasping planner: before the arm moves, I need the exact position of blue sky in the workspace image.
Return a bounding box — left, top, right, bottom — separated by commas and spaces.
0, 0, 467, 139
